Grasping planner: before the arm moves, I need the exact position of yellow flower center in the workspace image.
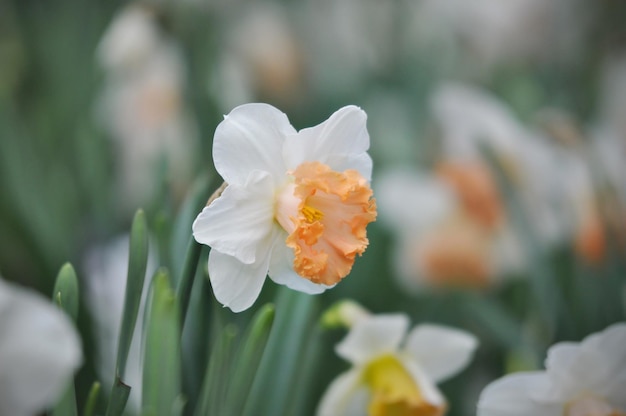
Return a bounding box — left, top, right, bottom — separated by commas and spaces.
302, 205, 324, 222
362, 355, 445, 416
275, 161, 377, 285
565, 396, 626, 416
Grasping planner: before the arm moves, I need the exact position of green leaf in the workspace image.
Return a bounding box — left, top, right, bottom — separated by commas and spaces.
106, 209, 149, 416
51, 262, 79, 416
52, 262, 79, 322
170, 173, 213, 279
142, 269, 183, 416
284, 319, 325, 415
244, 289, 317, 416
180, 265, 213, 413
106, 379, 130, 416
116, 209, 150, 377
83, 381, 101, 416
176, 238, 203, 328
51, 383, 78, 416
224, 304, 275, 415
195, 323, 238, 416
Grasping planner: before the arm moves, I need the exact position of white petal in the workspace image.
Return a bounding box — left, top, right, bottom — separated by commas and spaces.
543, 323, 626, 404
0, 279, 82, 416
404, 323, 478, 383
323, 152, 373, 182
477, 372, 559, 416
207, 231, 275, 312
192, 171, 275, 264
540, 342, 580, 399
284, 105, 371, 179
336, 314, 409, 365
400, 356, 446, 407
213, 103, 295, 186
316, 369, 369, 416
268, 239, 332, 294
590, 323, 626, 408
431, 83, 524, 160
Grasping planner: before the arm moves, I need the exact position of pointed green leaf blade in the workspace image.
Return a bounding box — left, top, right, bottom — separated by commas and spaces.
142, 269, 183, 416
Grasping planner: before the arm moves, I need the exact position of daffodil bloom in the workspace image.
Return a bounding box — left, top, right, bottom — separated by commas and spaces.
193, 104, 376, 312
477, 322, 626, 416
376, 168, 524, 292
317, 314, 478, 416
0, 277, 82, 416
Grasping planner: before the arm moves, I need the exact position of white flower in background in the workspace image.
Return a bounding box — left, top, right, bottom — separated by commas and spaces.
83, 235, 156, 411
210, 3, 305, 110
317, 314, 478, 415
193, 104, 377, 312
431, 83, 527, 161
0, 277, 82, 416
431, 83, 595, 251
297, 0, 396, 98
407, 0, 585, 73
477, 322, 626, 416
97, 5, 161, 72
96, 5, 197, 215
376, 167, 524, 292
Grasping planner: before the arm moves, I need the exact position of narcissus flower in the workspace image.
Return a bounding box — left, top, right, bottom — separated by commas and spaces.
0, 277, 82, 416
376, 167, 523, 292
193, 104, 376, 312
477, 322, 626, 416
317, 314, 478, 416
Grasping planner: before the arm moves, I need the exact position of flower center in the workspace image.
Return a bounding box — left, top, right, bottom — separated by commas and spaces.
565, 395, 626, 416
362, 355, 445, 416
274, 161, 377, 285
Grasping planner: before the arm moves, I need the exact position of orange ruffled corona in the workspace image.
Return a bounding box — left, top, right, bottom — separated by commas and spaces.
276, 161, 377, 285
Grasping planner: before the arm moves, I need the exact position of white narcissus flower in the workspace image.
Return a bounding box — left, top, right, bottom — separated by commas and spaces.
192, 104, 377, 312
0, 277, 82, 416
431, 83, 596, 250
96, 5, 198, 215
211, 4, 305, 110
477, 322, 626, 416
96, 4, 161, 72
376, 167, 525, 292
317, 314, 478, 416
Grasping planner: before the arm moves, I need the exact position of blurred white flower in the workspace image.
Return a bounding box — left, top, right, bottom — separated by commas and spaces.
431, 83, 596, 252
317, 314, 477, 415
297, 0, 396, 97
96, 5, 198, 214
431, 83, 526, 161
407, 0, 585, 73
192, 104, 376, 312
376, 166, 522, 292
97, 5, 161, 72
83, 235, 156, 411
210, 4, 305, 110
477, 322, 626, 416
0, 277, 82, 416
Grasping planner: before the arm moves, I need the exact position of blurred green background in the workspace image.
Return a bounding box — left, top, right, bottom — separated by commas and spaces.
1, 0, 626, 415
